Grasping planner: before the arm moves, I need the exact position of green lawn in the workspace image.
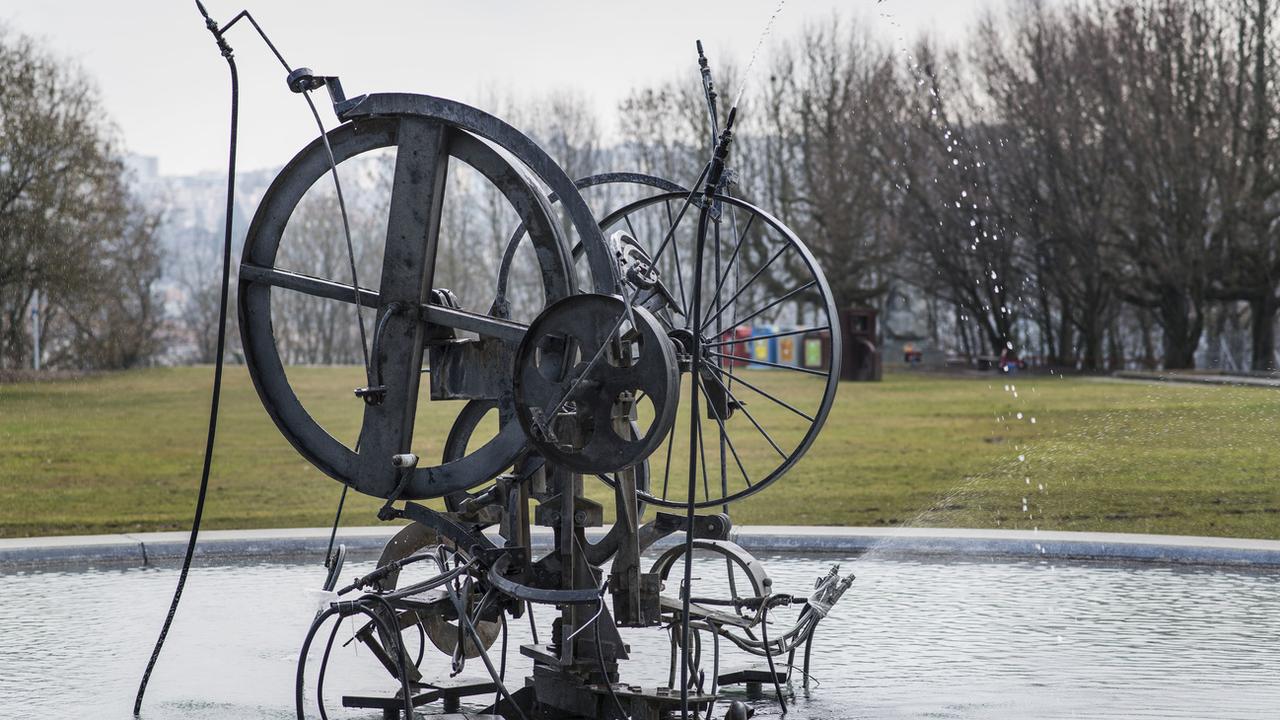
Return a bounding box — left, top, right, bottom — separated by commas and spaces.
1, 366, 1277, 539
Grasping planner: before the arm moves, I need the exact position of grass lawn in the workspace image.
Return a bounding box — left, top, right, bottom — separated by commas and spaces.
1, 366, 1277, 539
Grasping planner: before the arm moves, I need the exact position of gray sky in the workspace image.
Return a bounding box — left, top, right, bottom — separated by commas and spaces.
1, 0, 1002, 175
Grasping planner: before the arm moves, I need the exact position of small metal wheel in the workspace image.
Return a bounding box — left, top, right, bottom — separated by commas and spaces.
589, 192, 842, 509
512, 293, 680, 474
373, 524, 501, 662
237, 94, 625, 500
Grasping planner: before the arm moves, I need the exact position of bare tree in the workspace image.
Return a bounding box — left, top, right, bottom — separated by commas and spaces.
0, 26, 162, 370
50, 204, 165, 369
759, 19, 902, 313
975, 3, 1123, 369
1207, 0, 1280, 370
891, 40, 1029, 357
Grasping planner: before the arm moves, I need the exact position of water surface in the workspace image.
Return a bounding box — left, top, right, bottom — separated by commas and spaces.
1, 553, 1276, 719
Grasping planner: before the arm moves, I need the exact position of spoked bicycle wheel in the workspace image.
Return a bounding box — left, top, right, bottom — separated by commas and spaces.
592, 191, 842, 509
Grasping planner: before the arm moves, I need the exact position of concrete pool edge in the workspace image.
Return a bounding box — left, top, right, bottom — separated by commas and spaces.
3, 525, 1279, 569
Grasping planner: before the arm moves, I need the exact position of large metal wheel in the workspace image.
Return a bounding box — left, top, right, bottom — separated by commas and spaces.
589, 192, 843, 509
238, 95, 622, 500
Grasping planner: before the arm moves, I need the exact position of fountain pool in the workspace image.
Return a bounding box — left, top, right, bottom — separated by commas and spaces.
1, 552, 1276, 719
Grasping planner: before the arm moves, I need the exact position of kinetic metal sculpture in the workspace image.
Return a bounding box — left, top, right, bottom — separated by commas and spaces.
157, 6, 854, 719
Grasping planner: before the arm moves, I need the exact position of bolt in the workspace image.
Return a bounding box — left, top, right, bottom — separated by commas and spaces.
391, 453, 418, 469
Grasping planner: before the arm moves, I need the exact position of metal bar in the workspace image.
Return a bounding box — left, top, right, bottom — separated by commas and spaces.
355, 117, 451, 480
239, 263, 528, 344
661, 422, 676, 502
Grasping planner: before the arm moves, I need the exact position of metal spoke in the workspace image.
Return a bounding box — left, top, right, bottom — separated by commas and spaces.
699, 241, 793, 332
712, 217, 730, 508
694, 398, 711, 504
706, 364, 815, 422
703, 369, 787, 460
706, 325, 828, 348
357, 116, 452, 472
645, 164, 708, 270
623, 214, 642, 245
664, 199, 690, 315
241, 263, 379, 307
696, 373, 753, 488
708, 352, 829, 377
718, 279, 818, 333
240, 263, 529, 344
661, 420, 676, 502
706, 213, 755, 315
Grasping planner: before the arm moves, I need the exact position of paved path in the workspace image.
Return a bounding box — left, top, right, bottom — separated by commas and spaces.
1113, 370, 1280, 388
3, 525, 1278, 568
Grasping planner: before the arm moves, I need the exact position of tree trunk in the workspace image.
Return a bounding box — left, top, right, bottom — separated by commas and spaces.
1079, 311, 1105, 372
1158, 289, 1203, 369
1057, 303, 1074, 368
956, 304, 974, 360
1249, 294, 1278, 371
1107, 315, 1126, 371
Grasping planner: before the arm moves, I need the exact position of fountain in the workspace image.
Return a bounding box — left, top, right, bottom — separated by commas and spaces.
137, 5, 854, 719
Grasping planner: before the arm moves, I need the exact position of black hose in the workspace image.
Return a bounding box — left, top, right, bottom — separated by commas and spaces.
592, 599, 631, 720
494, 604, 509, 710
296, 607, 340, 719
132, 8, 238, 715
759, 603, 787, 714
413, 614, 427, 667
297, 600, 414, 720
315, 611, 343, 719
323, 485, 348, 569
445, 579, 528, 720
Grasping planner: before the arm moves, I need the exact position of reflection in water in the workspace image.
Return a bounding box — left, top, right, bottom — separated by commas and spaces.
1, 554, 1277, 719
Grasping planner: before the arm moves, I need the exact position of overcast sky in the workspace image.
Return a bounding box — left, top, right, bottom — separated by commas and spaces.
0, 0, 1008, 176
